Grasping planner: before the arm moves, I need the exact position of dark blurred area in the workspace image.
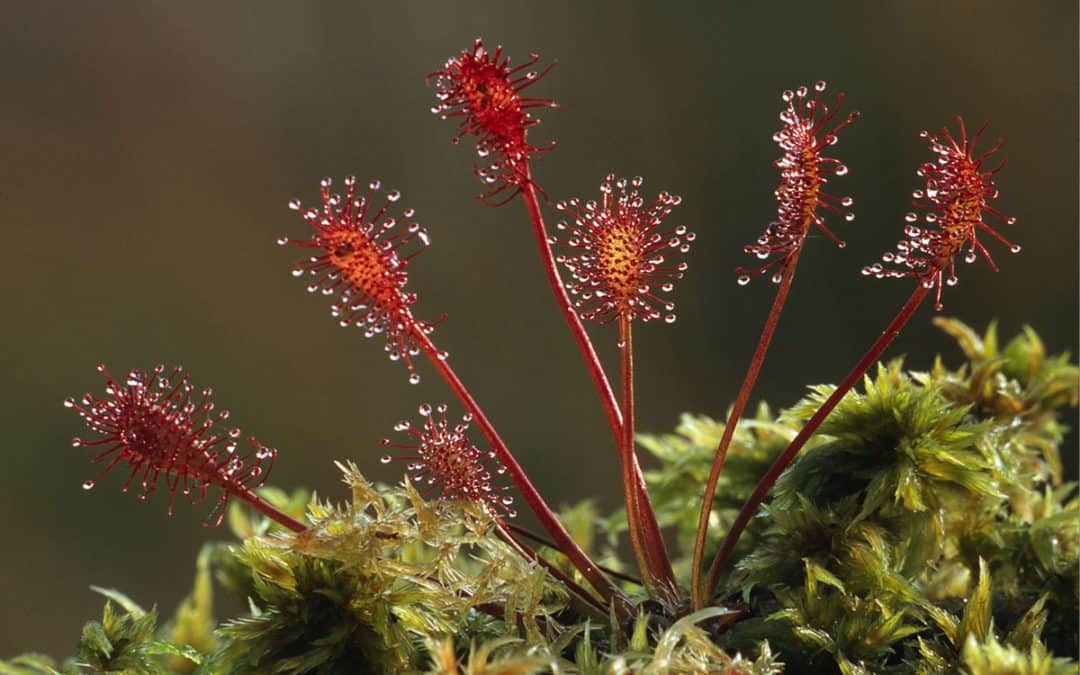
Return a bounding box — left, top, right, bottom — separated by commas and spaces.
1, 1, 1076, 659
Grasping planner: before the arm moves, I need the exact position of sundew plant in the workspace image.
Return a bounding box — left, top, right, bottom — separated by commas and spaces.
7, 38, 1078, 674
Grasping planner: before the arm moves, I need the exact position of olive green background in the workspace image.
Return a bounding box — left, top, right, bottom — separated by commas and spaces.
1, 1, 1076, 659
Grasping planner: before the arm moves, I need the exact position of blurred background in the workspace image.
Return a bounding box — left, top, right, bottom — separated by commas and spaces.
1, 1, 1076, 659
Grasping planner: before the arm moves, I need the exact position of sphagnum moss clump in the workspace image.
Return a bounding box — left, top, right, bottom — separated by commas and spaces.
8, 38, 1076, 674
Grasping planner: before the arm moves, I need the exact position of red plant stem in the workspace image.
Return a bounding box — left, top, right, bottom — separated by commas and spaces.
519, 170, 658, 525
519, 170, 624, 437
235, 489, 306, 532
690, 249, 802, 609
701, 283, 930, 602
410, 325, 629, 613
619, 315, 678, 599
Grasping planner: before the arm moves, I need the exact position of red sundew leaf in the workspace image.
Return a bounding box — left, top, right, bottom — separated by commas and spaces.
65, 364, 277, 527
281, 176, 436, 384
863, 118, 1020, 310
738, 81, 859, 286
430, 38, 558, 204
380, 403, 514, 517
553, 174, 692, 325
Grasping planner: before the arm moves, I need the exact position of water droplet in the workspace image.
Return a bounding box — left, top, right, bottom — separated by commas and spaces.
664, 314, 676, 324
419, 403, 432, 416
409, 373, 421, 385
737, 275, 751, 286
71, 438, 83, 447
82, 480, 95, 490
1009, 244, 1021, 253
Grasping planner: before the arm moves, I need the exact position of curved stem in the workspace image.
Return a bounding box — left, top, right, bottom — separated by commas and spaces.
619, 315, 678, 599
690, 251, 802, 609
410, 325, 629, 614
700, 283, 930, 601
235, 489, 306, 532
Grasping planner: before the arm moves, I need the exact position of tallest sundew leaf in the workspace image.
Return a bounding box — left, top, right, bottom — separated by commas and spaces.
281, 176, 434, 384
429, 38, 558, 202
